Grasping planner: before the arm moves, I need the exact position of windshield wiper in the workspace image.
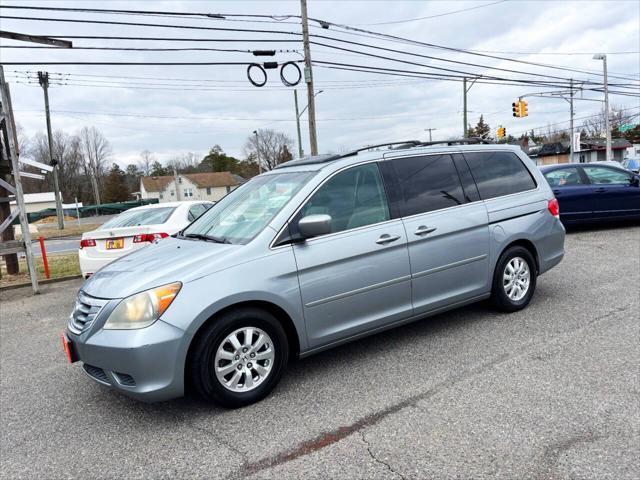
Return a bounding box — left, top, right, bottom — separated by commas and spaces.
183, 233, 231, 244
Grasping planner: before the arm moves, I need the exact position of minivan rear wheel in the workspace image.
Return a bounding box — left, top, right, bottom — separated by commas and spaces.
491, 246, 537, 312
188, 307, 288, 408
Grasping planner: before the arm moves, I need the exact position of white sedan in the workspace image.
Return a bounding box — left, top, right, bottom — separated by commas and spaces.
79, 201, 213, 278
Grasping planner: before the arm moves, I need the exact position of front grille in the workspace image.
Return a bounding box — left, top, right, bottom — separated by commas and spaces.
68, 291, 108, 335
83, 364, 110, 385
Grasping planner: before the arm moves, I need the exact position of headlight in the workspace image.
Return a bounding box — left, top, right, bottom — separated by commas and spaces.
103, 282, 181, 330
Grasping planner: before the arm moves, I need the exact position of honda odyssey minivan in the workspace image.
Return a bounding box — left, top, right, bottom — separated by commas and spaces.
63, 140, 565, 408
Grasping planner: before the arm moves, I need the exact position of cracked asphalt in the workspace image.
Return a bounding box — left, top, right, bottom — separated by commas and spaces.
1, 224, 639, 479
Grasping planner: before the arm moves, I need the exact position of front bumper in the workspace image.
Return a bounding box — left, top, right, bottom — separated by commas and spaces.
68, 318, 187, 402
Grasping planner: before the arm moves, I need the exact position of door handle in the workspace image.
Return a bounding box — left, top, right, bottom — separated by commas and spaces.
414, 225, 437, 236
553, 189, 560, 195
376, 234, 401, 245
594, 187, 606, 193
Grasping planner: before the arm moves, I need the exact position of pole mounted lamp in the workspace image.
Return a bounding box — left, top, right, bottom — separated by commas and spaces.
593, 54, 612, 162
295, 89, 324, 158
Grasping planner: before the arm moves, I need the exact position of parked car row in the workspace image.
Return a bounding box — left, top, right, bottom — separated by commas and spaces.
539, 162, 640, 225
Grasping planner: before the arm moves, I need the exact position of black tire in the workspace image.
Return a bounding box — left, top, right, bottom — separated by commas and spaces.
188, 307, 289, 408
490, 246, 537, 312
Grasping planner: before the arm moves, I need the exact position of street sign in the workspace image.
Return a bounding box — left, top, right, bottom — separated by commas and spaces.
619, 124, 635, 133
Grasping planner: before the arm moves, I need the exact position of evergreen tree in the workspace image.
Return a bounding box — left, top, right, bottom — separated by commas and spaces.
103, 163, 129, 203
150, 161, 167, 176
199, 145, 240, 173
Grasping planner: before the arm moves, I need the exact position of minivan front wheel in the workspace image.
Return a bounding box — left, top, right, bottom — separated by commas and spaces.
188, 308, 289, 408
491, 246, 537, 312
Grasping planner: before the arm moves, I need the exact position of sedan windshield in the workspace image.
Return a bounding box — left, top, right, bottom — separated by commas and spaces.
182, 171, 313, 244
100, 207, 176, 229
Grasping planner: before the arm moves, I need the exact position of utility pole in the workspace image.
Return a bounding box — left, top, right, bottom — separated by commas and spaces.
424, 128, 437, 142
593, 55, 612, 162
569, 79, 575, 163
37, 71, 64, 229
463, 78, 467, 137
300, 0, 318, 155
294, 90, 303, 157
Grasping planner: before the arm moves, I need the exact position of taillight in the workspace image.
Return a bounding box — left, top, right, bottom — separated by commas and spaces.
133, 232, 169, 243
80, 239, 96, 249
548, 198, 560, 218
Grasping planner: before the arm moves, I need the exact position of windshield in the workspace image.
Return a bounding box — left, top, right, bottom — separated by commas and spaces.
182, 171, 313, 244
100, 207, 176, 229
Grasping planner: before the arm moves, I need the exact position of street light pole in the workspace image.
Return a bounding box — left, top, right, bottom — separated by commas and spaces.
296, 89, 323, 158
594, 54, 612, 161
294, 90, 303, 158
253, 130, 262, 173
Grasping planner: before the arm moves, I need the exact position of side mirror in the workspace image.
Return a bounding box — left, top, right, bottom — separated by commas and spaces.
632, 176, 640, 187
298, 214, 332, 239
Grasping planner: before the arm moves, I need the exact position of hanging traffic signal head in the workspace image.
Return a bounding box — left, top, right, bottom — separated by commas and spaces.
512, 101, 520, 117
497, 127, 506, 138
521, 100, 528, 117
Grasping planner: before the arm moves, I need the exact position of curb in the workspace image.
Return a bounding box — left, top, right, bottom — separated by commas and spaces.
0, 274, 83, 292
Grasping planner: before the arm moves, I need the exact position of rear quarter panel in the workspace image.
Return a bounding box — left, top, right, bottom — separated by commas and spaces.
486, 153, 565, 276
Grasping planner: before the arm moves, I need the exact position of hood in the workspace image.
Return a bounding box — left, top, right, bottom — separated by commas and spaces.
82, 236, 240, 298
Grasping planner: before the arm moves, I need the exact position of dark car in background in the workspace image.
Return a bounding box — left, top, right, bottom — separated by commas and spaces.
540, 163, 640, 225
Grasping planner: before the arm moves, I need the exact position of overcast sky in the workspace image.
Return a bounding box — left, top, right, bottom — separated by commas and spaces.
1, 0, 639, 167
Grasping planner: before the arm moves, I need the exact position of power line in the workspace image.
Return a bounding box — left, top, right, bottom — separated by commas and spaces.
3, 61, 303, 66
310, 37, 629, 86
351, 0, 508, 25
14, 108, 447, 122
308, 17, 640, 83
9, 69, 430, 86
0, 4, 299, 21
0, 15, 303, 36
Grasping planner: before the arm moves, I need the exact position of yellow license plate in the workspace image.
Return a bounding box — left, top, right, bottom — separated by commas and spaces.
105, 238, 124, 250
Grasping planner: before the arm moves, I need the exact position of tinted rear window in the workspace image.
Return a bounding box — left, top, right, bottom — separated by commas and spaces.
464, 151, 537, 200
391, 154, 466, 216
100, 207, 176, 228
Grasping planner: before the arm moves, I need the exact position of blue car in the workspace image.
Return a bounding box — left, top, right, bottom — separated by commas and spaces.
622, 158, 640, 173
540, 162, 640, 224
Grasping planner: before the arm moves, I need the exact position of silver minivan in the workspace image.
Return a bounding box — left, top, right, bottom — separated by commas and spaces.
63, 141, 565, 408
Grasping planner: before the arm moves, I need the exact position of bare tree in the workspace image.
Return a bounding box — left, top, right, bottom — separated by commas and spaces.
80, 126, 112, 205
138, 150, 154, 176
166, 152, 200, 172
243, 129, 294, 171
581, 105, 627, 139
16, 123, 29, 157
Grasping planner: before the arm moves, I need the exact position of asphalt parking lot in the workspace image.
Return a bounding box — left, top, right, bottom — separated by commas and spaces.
1, 225, 638, 479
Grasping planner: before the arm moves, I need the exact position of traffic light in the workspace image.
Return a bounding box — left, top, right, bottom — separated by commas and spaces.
497, 127, 506, 138
512, 99, 528, 118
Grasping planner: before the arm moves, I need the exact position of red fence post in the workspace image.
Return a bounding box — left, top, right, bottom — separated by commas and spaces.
39, 235, 50, 279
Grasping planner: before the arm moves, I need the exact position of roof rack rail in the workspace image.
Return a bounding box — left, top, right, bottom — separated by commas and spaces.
274, 137, 495, 170
338, 140, 422, 159
416, 137, 494, 147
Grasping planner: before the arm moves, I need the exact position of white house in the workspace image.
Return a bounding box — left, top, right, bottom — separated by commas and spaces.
140, 172, 243, 203
10, 191, 59, 213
